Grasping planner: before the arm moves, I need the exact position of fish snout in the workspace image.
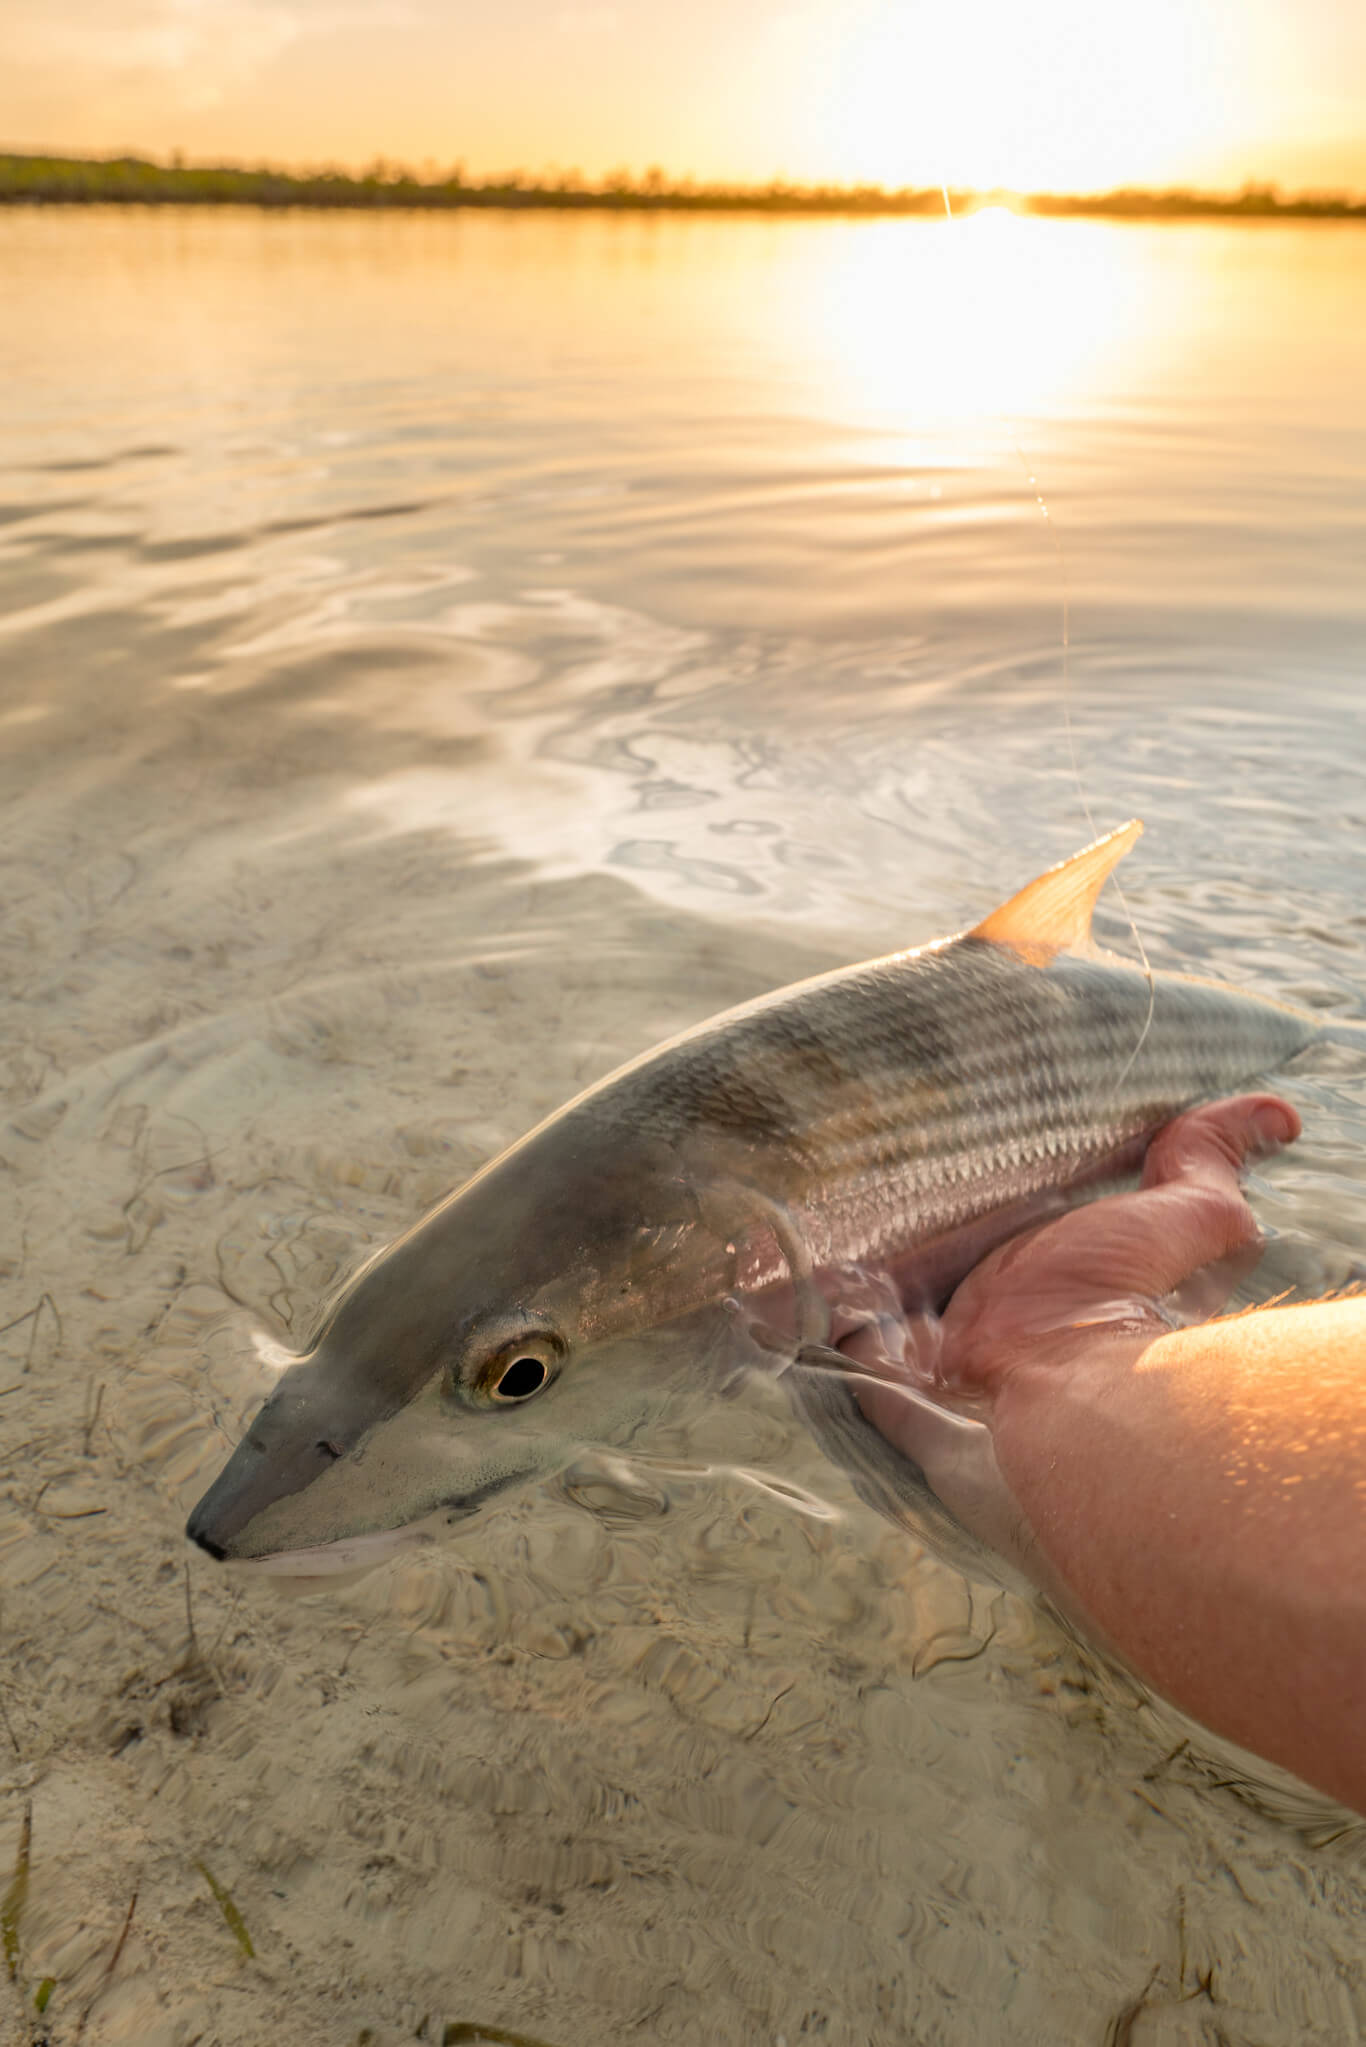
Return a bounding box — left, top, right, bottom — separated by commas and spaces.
185, 1370, 356, 1560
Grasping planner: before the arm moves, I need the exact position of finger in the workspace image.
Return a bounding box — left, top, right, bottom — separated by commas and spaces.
936, 1108, 1293, 1398
1141, 1093, 1300, 1193
838, 1311, 941, 1396
845, 1331, 990, 1475
968, 1093, 1295, 1311
842, 1322, 918, 1453
841, 1313, 952, 1462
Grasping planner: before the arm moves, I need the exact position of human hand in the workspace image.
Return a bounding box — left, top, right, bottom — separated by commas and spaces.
842, 1095, 1366, 1818
851, 1092, 1301, 1469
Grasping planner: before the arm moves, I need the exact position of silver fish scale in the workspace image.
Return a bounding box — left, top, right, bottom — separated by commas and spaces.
606, 936, 1318, 1274
607, 932, 1324, 1578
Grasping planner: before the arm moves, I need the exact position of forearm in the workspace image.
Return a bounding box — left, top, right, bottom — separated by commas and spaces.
991, 1299, 1366, 1811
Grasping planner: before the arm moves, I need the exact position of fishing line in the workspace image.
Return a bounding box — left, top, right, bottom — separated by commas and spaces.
937, 180, 1156, 1090
1020, 436, 1157, 1097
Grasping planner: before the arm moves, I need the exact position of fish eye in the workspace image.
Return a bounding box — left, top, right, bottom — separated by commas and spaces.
492, 1353, 548, 1400
474, 1331, 562, 1406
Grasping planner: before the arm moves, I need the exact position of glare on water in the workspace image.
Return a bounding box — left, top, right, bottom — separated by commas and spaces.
2, 206, 1365, 2046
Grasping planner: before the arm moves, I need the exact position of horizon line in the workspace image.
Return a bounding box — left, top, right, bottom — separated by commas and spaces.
3, 150, 1364, 219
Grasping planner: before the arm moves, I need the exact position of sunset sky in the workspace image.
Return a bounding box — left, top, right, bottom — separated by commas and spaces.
5, 0, 1365, 194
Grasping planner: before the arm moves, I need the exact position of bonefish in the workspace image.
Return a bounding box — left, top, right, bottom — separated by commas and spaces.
186, 820, 1347, 1572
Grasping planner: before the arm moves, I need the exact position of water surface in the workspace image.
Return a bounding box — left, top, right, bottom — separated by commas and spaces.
2, 206, 1365, 2046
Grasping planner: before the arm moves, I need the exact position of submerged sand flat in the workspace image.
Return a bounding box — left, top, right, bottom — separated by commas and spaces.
5, 860, 1363, 2047
3, 207, 1366, 2044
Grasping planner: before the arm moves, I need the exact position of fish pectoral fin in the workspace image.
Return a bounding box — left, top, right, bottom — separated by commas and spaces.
969, 817, 1143, 964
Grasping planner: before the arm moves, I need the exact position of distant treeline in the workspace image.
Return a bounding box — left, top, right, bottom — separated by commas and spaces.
2, 152, 1364, 220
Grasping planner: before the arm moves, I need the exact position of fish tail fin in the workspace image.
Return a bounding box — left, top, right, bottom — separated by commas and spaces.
1286, 1012, 1366, 1078
1313, 1015, 1366, 1054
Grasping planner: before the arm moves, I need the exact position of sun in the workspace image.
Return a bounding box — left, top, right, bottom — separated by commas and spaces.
765, 0, 1245, 194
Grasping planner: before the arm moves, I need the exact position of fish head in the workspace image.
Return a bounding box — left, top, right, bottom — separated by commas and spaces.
186, 1113, 752, 1563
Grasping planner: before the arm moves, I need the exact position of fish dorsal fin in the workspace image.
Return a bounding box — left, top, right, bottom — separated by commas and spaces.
970, 819, 1144, 963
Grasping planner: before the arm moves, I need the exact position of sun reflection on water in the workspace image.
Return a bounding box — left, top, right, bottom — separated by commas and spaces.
783, 212, 1159, 453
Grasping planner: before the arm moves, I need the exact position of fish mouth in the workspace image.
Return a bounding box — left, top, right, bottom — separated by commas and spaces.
186, 1466, 520, 1565
228, 1523, 436, 1579
215, 1487, 510, 1577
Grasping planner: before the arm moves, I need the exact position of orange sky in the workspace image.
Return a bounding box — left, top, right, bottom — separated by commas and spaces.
5, 0, 1365, 192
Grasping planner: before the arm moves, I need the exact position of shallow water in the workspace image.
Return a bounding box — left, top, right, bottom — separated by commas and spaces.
2, 206, 1366, 2045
